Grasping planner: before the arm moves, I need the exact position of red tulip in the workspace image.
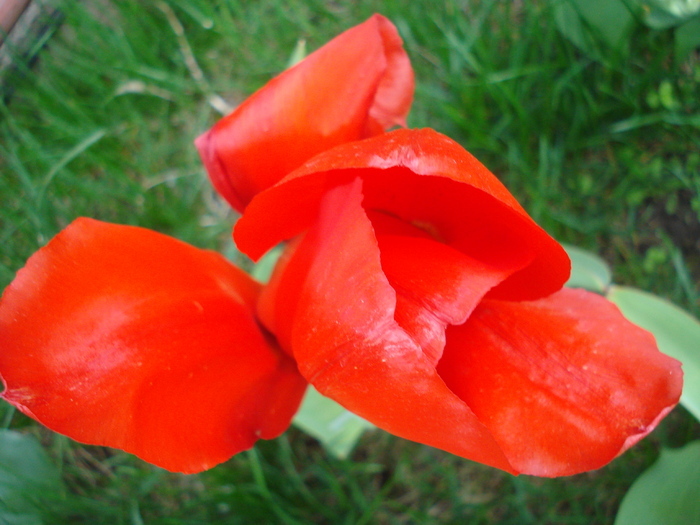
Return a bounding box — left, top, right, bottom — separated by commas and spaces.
235, 128, 683, 477
195, 14, 414, 213
0, 218, 307, 474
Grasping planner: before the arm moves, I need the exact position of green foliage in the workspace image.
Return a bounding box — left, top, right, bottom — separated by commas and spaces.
552, 0, 635, 60
0, 430, 63, 524
675, 14, 700, 57
553, 0, 700, 60
615, 441, 700, 525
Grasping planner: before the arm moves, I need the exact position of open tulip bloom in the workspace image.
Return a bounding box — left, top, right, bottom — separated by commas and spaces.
0, 15, 683, 478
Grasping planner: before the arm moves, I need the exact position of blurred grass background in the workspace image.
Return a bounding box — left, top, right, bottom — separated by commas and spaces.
0, 0, 698, 523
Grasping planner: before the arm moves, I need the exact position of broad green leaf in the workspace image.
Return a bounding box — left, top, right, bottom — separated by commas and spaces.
293, 387, 374, 459
552, 0, 634, 59
0, 430, 63, 523
564, 244, 612, 293
607, 286, 700, 421
615, 441, 700, 525
675, 15, 700, 59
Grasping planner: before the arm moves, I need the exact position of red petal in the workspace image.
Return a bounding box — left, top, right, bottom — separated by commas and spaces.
236, 128, 569, 301
437, 288, 683, 477
0, 218, 307, 473
258, 219, 524, 366
375, 233, 526, 365
195, 14, 414, 212
260, 178, 518, 473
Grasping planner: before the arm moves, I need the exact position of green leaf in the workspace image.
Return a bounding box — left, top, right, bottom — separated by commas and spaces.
0, 430, 63, 522
615, 441, 700, 525
607, 286, 700, 421
675, 15, 700, 59
563, 244, 612, 293
293, 387, 374, 459
552, 0, 634, 59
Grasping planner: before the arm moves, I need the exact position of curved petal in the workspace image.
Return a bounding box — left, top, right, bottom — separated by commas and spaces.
0, 218, 307, 473
259, 178, 522, 473
375, 233, 527, 365
437, 288, 683, 477
236, 128, 569, 301
195, 14, 414, 212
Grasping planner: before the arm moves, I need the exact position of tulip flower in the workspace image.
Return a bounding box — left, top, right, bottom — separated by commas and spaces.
235, 128, 683, 477
0, 14, 683, 479
195, 14, 414, 212
0, 129, 683, 476
0, 219, 307, 473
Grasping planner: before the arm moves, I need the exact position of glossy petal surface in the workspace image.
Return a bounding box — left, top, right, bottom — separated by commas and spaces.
258, 179, 523, 473
437, 288, 683, 477
196, 14, 414, 212
249, 137, 681, 476
376, 233, 521, 365
0, 218, 307, 473
236, 128, 569, 301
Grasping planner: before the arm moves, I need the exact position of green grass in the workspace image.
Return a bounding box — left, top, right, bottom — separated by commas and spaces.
1, 0, 699, 523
